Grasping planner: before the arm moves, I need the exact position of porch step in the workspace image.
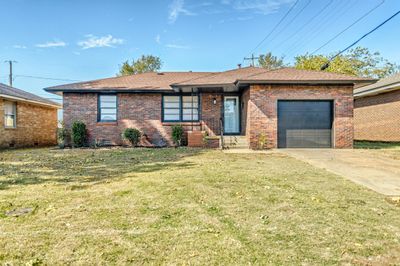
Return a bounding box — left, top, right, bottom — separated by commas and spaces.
222, 136, 249, 149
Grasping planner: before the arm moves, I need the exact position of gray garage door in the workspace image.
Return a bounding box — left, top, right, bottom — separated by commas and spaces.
278, 100, 333, 148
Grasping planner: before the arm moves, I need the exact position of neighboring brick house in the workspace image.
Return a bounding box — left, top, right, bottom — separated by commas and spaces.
354, 73, 400, 142
45, 67, 373, 149
0, 83, 60, 148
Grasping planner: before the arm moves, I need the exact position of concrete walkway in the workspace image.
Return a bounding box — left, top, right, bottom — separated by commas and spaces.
279, 149, 400, 196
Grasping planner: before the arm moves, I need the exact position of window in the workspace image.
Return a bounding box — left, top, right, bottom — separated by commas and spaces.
4, 101, 17, 128
163, 95, 199, 122
98, 95, 117, 122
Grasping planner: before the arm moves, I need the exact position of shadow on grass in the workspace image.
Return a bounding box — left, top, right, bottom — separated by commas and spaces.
0, 147, 204, 190
354, 141, 400, 149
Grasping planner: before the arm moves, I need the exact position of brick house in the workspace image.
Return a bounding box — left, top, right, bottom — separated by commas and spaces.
354, 72, 400, 142
0, 83, 60, 148
45, 67, 373, 149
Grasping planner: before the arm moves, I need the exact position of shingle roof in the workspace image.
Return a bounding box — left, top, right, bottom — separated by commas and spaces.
45, 67, 375, 93
45, 71, 215, 92
354, 72, 400, 97
0, 83, 60, 108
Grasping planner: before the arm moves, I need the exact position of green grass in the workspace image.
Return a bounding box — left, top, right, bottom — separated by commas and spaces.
0, 147, 399, 264
355, 140, 400, 150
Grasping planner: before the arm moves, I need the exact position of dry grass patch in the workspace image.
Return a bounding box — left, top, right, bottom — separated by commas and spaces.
0, 147, 399, 264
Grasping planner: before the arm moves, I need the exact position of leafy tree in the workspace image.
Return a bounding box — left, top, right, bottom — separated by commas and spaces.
118, 55, 162, 76
295, 47, 399, 78
258, 52, 286, 70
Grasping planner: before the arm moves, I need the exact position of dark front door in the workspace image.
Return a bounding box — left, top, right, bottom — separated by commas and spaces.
224, 96, 240, 134
278, 100, 333, 148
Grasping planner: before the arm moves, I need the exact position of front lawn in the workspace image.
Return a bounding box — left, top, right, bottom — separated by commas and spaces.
0, 148, 399, 264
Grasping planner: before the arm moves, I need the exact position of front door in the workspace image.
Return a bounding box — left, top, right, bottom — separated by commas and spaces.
224, 96, 240, 134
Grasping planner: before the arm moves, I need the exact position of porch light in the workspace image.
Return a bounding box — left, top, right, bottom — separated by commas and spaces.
213, 98, 217, 105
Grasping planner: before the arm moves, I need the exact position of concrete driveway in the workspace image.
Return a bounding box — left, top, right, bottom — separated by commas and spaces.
279, 149, 400, 196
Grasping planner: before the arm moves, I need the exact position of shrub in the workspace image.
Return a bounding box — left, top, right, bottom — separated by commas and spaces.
172, 125, 184, 146
57, 121, 69, 149
71, 121, 87, 147
123, 128, 142, 147
258, 133, 268, 149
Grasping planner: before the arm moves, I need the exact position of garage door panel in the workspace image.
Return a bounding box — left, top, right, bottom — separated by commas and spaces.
278, 101, 333, 148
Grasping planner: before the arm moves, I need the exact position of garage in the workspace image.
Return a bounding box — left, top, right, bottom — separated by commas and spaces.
278, 100, 333, 148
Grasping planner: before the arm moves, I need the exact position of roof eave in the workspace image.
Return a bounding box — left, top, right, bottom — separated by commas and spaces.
236, 79, 376, 86
354, 82, 400, 98
0, 94, 61, 109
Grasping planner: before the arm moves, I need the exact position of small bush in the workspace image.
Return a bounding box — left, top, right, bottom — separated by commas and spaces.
123, 128, 142, 147
57, 121, 69, 149
258, 133, 268, 149
71, 121, 87, 147
172, 125, 184, 146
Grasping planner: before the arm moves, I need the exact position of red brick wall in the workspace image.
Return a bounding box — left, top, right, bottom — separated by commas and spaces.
201, 93, 222, 136
246, 84, 354, 149
354, 90, 400, 141
0, 98, 58, 148
241, 88, 250, 139
63, 93, 206, 146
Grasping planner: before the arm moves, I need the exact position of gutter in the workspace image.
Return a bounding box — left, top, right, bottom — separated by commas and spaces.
0, 94, 61, 109
354, 82, 400, 98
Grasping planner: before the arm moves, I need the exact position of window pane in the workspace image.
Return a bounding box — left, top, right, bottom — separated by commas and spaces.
164, 109, 180, 115
164, 114, 180, 121
100, 101, 116, 108
182, 109, 198, 115
100, 95, 117, 103
182, 96, 198, 103
100, 108, 116, 115
4, 101, 16, 115
101, 114, 116, 121
164, 102, 180, 108
5, 115, 15, 127
164, 96, 180, 103
182, 114, 198, 121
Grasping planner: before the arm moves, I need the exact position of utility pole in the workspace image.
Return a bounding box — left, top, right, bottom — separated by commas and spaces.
4, 60, 17, 87
243, 54, 259, 67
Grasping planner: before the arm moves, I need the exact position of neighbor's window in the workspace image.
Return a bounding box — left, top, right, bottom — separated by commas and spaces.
163, 95, 199, 122
4, 101, 17, 128
99, 95, 117, 122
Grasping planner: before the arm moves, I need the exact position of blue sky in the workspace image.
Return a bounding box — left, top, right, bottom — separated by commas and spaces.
0, 0, 399, 102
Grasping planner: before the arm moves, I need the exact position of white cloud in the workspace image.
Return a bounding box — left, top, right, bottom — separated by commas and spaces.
222, 0, 294, 15
13, 45, 27, 49
36, 40, 67, 48
77, 34, 124, 49
168, 0, 195, 24
165, 43, 190, 49
155, 34, 161, 44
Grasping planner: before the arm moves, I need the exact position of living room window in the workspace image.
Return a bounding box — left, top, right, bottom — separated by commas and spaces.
98, 95, 117, 122
163, 94, 199, 122
4, 101, 17, 128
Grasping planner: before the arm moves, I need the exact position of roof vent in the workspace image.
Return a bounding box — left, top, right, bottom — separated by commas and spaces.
238, 64, 242, 69
157, 72, 165, 75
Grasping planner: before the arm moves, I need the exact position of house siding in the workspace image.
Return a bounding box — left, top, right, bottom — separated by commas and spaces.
354, 90, 400, 142
246, 84, 354, 149
0, 98, 58, 148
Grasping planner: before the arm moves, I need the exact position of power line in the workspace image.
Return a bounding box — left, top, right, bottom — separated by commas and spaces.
322, 9, 400, 70
266, 0, 312, 46
271, 0, 333, 52
283, 0, 356, 58
248, 0, 300, 56
14, 75, 81, 82
311, 0, 385, 55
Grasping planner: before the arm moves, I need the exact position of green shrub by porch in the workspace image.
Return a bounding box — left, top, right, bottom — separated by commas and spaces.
172, 125, 184, 146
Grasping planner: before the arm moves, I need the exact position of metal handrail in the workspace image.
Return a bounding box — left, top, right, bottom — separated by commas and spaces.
219, 117, 224, 149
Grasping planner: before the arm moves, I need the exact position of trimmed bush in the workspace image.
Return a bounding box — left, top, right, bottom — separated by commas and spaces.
123, 128, 142, 147
172, 124, 184, 146
57, 121, 69, 149
71, 121, 87, 147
